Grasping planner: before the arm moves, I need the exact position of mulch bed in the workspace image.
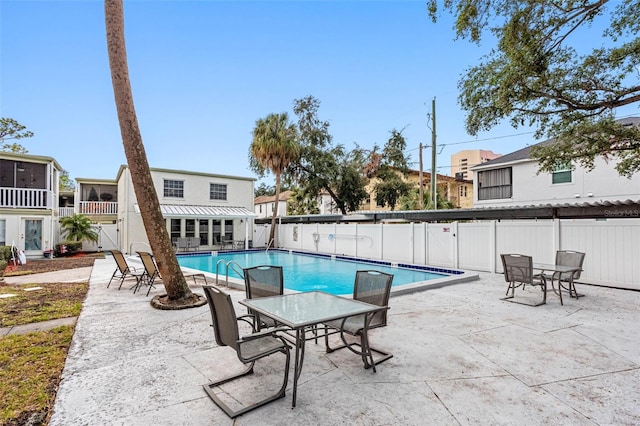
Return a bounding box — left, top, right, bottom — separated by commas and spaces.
3, 253, 105, 276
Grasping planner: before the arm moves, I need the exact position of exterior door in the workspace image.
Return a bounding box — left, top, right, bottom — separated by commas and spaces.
23, 219, 43, 253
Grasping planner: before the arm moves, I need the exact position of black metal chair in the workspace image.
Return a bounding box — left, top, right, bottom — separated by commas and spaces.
243, 265, 284, 331
201, 285, 290, 418
501, 254, 547, 306
107, 250, 143, 290
324, 270, 394, 372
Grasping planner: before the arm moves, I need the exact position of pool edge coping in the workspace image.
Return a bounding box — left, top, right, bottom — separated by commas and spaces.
178, 249, 480, 297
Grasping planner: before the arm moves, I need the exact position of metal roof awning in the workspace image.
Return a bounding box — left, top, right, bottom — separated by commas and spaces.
255, 199, 640, 224
134, 204, 257, 219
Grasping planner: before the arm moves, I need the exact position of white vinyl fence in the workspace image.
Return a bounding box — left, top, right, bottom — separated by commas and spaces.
270, 219, 640, 291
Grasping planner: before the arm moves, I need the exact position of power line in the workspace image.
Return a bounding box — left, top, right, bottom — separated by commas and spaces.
443, 131, 535, 146
404, 130, 535, 153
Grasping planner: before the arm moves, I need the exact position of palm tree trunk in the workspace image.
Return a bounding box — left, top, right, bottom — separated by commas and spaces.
105, 0, 191, 301
269, 173, 281, 246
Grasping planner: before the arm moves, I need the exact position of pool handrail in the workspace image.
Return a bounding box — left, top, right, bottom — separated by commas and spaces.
225, 261, 244, 287
214, 258, 245, 287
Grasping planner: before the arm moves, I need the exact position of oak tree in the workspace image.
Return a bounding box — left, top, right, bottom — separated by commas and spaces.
428, 0, 640, 176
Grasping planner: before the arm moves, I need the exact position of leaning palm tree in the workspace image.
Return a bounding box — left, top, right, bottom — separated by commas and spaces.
59, 214, 99, 243
250, 113, 299, 246
104, 0, 200, 308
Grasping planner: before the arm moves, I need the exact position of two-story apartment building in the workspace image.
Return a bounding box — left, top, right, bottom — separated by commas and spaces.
471, 117, 640, 207
2, 150, 257, 256
117, 166, 256, 253
0, 152, 63, 256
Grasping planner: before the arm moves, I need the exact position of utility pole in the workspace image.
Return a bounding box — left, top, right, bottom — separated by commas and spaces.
431, 98, 437, 210
418, 143, 424, 209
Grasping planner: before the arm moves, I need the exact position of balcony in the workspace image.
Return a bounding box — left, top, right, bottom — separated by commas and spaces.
59, 207, 74, 217
0, 188, 49, 209
79, 201, 118, 215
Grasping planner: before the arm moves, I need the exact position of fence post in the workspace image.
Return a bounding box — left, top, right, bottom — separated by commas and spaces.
490, 220, 497, 273
452, 221, 459, 268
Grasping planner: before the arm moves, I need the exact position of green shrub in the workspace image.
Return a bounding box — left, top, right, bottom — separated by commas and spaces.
0, 246, 18, 262
54, 242, 82, 257
0, 260, 7, 276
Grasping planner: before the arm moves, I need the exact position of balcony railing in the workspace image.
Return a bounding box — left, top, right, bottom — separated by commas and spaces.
0, 188, 49, 208
59, 207, 74, 217
79, 201, 118, 215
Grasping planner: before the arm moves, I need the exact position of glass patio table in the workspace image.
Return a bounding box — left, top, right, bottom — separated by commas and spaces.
533, 263, 582, 305
239, 291, 385, 408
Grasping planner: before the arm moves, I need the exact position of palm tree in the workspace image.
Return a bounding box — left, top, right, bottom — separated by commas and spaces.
59, 214, 99, 243
104, 0, 199, 307
250, 113, 299, 246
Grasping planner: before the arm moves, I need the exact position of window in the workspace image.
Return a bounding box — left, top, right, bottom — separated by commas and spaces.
0, 160, 47, 189
185, 219, 195, 238
224, 220, 233, 241
360, 196, 371, 208
170, 219, 181, 242
0, 219, 5, 245
552, 162, 572, 184
212, 220, 221, 245
164, 180, 183, 198
24, 219, 42, 250
478, 167, 512, 200
199, 219, 209, 246
210, 183, 227, 200
459, 185, 467, 198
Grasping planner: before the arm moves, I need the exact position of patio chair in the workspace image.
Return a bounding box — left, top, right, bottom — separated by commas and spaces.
187, 236, 200, 251
243, 265, 283, 331
212, 235, 223, 250
135, 251, 208, 295
223, 237, 235, 249
201, 285, 290, 419
175, 237, 189, 252
136, 251, 161, 296
324, 270, 394, 372
107, 250, 143, 290
545, 250, 586, 302
501, 254, 547, 306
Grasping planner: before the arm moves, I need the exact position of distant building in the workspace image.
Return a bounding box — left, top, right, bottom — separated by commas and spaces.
359, 169, 474, 210
254, 190, 292, 219
470, 117, 640, 208
451, 149, 502, 181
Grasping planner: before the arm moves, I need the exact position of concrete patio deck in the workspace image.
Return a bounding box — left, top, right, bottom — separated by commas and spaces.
49, 256, 640, 425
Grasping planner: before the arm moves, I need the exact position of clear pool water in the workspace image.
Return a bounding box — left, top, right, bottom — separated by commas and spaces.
178, 250, 450, 295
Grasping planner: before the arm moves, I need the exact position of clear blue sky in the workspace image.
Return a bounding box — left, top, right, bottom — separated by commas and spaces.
1, 1, 637, 183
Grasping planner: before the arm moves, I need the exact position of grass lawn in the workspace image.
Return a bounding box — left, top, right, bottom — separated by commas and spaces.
1, 259, 93, 425
0, 326, 75, 425
0, 283, 88, 327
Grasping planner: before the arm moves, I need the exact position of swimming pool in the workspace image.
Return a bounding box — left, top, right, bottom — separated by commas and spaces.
178, 249, 477, 295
